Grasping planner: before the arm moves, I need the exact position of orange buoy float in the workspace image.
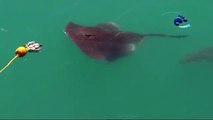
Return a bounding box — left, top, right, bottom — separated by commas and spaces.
0, 41, 42, 73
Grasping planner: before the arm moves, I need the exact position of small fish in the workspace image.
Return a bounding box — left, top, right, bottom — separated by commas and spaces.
180, 47, 213, 63
65, 22, 187, 61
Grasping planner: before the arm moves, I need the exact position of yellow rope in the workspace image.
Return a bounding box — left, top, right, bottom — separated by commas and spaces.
0, 55, 18, 73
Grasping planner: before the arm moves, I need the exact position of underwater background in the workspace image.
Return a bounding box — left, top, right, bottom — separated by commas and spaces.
0, 0, 213, 119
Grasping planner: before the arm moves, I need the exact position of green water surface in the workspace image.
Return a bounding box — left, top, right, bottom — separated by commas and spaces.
0, 0, 213, 119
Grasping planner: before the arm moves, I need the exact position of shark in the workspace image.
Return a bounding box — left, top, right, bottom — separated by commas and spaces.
180, 47, 213, 63
65, 22, 187, 61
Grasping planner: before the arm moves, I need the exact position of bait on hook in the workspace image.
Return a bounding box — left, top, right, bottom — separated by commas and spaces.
0, 41, 42, 73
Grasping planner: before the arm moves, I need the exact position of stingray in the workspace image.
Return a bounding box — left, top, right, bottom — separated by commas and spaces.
180, 47, 213, 63
65, 22, 187, 61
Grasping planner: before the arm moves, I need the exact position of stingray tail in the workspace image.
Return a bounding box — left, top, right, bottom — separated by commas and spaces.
142, 34, 188, 38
